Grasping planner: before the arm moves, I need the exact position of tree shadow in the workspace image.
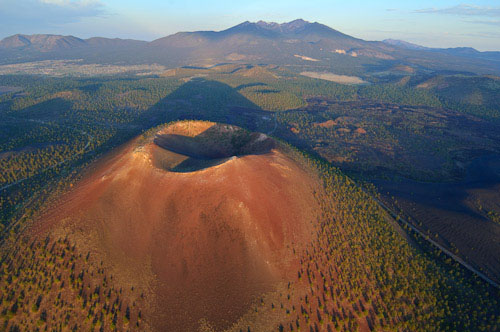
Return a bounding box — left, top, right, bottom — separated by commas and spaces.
79, 83, 102, 93
235, 82, 268, 91
12, 98, 73, 120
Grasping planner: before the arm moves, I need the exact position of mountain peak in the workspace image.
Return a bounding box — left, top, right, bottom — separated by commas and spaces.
383, 39, 429, 51
240, 19, 353, 41
282, 18, 310, 29
252, 19, 311, 33
0, 34, 86, 51
150, 19, 356, 50
0, 34, 32, 48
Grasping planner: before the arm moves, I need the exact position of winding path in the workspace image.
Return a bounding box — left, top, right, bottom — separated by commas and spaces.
370, 191, 500, 289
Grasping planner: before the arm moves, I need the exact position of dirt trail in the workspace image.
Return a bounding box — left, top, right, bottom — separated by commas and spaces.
365, 187, 500, 289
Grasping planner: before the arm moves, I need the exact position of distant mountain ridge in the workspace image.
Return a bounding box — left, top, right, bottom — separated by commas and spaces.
148, 19, 358, 47
383, 39, 429, 51
0, 19, 499, 75
0, 34, 86, 51
1, 19, 351, 52
383, 39, 500, 63
0, 34, 147, 52
223, 19, 356, 41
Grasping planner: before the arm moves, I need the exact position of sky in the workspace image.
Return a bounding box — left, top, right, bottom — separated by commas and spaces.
1, 0, 500, 51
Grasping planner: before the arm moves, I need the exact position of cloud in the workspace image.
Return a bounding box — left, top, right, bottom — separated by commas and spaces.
415, 4, 500, 17
466, 19, 500, 26
0, 0, 106, 28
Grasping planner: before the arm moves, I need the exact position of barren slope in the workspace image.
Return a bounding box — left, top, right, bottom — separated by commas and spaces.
30, 121, 321, 331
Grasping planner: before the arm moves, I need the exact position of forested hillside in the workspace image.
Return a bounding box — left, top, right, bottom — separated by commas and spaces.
0, 66, 499, 331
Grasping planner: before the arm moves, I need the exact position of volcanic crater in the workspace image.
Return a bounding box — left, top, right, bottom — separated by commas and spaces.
32, 121, 322, 331
151, 121, 275, 172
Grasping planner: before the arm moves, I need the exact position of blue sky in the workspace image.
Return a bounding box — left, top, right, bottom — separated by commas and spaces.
1, 0, 500, 51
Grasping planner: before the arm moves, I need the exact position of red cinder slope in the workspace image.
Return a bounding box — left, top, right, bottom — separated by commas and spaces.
34, 121, 321, 331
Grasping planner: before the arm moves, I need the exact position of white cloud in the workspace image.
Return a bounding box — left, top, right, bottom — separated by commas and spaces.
0, 0, 106, 29
415, 4, 500, 17
466, 19, 500, 26
38, 0, 102, 8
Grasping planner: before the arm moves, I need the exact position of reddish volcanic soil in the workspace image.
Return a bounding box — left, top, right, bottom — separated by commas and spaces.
32, 121, 322, 331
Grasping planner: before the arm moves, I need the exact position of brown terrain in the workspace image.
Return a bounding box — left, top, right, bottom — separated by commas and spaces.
374, 154, 500, 283
22, 121, 322, 331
